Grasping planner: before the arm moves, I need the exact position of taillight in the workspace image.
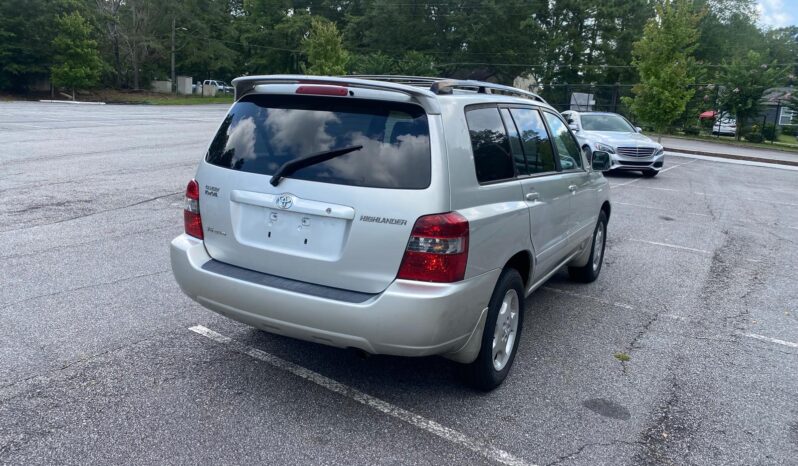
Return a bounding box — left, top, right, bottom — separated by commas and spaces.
184, 179, 203, 239
296, 85, 349, 96
397, 212, 469, 283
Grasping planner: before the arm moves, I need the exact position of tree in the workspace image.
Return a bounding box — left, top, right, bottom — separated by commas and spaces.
623, 0, 703, 138
302, 17, 348, 76
51, 12, 104, 99
717, 50, 787, 139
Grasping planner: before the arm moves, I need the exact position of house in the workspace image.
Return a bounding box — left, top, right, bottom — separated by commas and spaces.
761, 87, 796, 128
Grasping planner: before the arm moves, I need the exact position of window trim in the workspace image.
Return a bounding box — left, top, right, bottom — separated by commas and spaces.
498, 107, 528, 176
464, 103, 519, 186
503, 104, 561, 179
540, 109, 587, 173
779, 107, 796, 126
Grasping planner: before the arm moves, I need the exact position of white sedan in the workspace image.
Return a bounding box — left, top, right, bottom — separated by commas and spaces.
562, 111, 665, 177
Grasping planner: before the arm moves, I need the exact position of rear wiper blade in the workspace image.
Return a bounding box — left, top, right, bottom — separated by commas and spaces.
270, 145, 364, 187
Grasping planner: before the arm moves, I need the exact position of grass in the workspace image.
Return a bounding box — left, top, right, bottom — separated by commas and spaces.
654, 132, 798, 154
93, 90, 234, 105
0, 89, 234, 105
614, 352, 631, 362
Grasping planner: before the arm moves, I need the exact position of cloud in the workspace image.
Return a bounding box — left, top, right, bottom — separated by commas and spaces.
758, 0, 796, 28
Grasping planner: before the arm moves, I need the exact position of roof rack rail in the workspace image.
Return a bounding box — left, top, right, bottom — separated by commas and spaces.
430, 79, 548, 104
347, 75, 548, 105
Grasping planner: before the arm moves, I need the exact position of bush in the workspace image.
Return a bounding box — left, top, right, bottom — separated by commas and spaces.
761, 124, 779, 141
683, 126, 700, 135
781, 125, 797, 136
744, 132, 764, 143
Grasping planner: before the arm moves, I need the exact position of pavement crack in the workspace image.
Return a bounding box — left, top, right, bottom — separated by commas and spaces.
0, 270, 170, 311
545, 440, 642, 466
0, 191, 181, 233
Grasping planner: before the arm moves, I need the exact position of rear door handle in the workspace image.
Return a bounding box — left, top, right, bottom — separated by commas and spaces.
525, 192, 540, 202
568, 184, 577, 192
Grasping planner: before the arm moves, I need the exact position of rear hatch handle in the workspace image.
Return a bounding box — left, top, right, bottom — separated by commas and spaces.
270, 145, 363, 186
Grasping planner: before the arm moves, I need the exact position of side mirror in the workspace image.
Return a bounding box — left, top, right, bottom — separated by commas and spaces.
635, 126, 643, 133
569, 123, 579, 132
591, 150, 611, 172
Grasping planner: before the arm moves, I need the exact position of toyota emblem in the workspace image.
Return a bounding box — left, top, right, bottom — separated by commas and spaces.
275, 194, 294, 210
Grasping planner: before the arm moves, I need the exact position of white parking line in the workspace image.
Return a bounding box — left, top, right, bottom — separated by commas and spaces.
666, 152, 798, 172
615, 202, 713, 218
610, 160, 697, 189
541, 287, 687, 321
628, 239, 711, 255
188, 325, 535, 466
741, 333, 798, 349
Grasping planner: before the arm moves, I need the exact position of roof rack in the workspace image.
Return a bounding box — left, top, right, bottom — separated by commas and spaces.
231, 75, 548, 113
347, 75, 548, 105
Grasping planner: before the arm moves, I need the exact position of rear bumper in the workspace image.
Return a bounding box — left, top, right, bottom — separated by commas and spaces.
171, 234, 497, 361
609, 153, 665, 171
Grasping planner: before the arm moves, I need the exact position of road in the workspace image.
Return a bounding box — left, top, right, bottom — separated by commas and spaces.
1, 101, 797, 465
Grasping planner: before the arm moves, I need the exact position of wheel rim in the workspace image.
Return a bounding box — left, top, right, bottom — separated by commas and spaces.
592, 221, 605, 272
492, 289, 520, 371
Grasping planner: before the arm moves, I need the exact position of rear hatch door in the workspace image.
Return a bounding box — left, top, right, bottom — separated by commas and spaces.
195, 91, 446, 294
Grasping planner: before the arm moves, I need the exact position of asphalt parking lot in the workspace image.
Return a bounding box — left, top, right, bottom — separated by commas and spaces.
1, 101, 797, 465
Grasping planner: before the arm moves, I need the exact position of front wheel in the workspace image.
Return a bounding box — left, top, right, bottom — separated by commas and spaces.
463, 268, 525, 391
568, 211, 607, 283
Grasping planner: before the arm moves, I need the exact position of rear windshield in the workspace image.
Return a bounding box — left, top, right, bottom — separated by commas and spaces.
206, 94, 431, 189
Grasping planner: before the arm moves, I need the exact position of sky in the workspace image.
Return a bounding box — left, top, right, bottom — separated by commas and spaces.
757, 0, 798, 28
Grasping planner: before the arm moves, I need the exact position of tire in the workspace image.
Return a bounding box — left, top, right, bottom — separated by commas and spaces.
568, 211, 607, 283
463, 268, 525, 391
642, 169, 658, 178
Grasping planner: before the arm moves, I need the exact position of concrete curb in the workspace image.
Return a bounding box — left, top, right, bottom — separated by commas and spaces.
39, 100, 106, 105
664, 147, 798, 167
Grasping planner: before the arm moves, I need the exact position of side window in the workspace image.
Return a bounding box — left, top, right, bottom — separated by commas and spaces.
509, 108, 556, 174
499, 108, 527, 176
543, 112, 582, 170
465, 107, 515, 183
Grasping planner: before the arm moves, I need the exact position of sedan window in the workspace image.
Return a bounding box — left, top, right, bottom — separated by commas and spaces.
580, 114, 635, 132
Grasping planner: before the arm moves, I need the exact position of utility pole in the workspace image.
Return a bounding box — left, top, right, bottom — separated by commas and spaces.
171, 17, 176, 94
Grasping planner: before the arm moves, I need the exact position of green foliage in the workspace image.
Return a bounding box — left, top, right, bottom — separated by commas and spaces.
683, 125, 700, 135
624, 0, 703, 134
351, 52, 396, 74
301, 17, 348, 76
761, 124, 779, 140
51, 12, 104, 95
395, 52, 438, 77
744, 132, 764, 143
717, 50, 786, 139
0, 0, 793, 101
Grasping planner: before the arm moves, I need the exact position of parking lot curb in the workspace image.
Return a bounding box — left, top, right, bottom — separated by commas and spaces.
664, 147, 798, 167
39, 99, 106, 105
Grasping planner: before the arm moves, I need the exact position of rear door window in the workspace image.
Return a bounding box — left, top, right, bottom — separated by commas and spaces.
509, 108, 556, 174
206, 94, 431, 189
465, 107, 515, 183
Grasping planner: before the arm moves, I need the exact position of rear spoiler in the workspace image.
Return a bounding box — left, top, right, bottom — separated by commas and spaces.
231, 75, 442, 114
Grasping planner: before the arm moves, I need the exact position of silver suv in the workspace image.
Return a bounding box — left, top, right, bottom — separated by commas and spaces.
171, 75, 612, 390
